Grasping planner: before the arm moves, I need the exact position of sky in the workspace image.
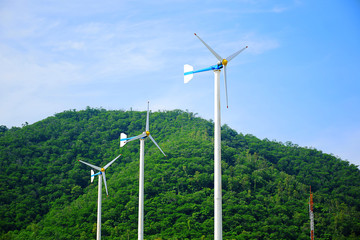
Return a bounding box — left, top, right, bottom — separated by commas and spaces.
1, 0, 359, 167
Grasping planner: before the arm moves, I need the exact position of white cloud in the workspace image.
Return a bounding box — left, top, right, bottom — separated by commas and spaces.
271, 6, 288, 13
0, 0, 283, 130
53, 41, 86, 51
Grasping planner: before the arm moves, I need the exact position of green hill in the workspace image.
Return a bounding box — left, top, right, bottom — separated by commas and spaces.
0, 107, 359, 239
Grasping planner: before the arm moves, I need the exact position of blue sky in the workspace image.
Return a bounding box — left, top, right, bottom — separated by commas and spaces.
1, 0, 359, 167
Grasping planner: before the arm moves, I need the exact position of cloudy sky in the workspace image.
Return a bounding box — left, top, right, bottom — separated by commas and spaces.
1, 0, 359, 167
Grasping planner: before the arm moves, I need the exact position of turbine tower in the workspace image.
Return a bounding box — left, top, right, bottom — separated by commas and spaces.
184, 33, 247, 240
78, 154, 122, 240
119, 101, 166, 240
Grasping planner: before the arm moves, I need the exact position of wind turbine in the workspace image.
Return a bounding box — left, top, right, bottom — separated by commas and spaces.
78, 154, 122, 240
119, 101, 166, 240
184, 33, 247, 240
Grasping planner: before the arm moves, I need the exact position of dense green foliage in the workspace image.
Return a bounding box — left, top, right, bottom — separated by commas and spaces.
0, 107, 359, 239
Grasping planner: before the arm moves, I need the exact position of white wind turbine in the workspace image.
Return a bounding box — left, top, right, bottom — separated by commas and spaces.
78, 154, 122, 240
119, 101, 166, 240
184, 33, 247, 240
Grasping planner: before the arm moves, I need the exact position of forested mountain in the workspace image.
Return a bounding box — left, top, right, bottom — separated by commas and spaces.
1, 107, 359, 239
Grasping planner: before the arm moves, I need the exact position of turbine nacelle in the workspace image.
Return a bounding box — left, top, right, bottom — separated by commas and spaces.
184, 33, 247, 108
78, 154, 122, 196
119, 102, 166, 157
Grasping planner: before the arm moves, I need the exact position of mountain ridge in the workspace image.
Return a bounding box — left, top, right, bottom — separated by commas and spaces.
1, 107, 359, 239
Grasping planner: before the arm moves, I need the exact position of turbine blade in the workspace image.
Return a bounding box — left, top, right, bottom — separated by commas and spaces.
104, 154, 122, 169
148, 134, 166, 157
102, 171, 109, 196
223, 65, 229, 108
194, 33, 222, 62
146, 101, 150, 132
226, 46, 248, 63
78, 160, 101, 171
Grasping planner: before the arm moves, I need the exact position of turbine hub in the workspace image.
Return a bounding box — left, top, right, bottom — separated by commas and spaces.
222, 59, 228, 66
146, 131, 150, 136
101, 168, 105, 172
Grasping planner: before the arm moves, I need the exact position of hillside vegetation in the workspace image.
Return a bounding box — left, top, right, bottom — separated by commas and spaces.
0, 107, 359, 239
